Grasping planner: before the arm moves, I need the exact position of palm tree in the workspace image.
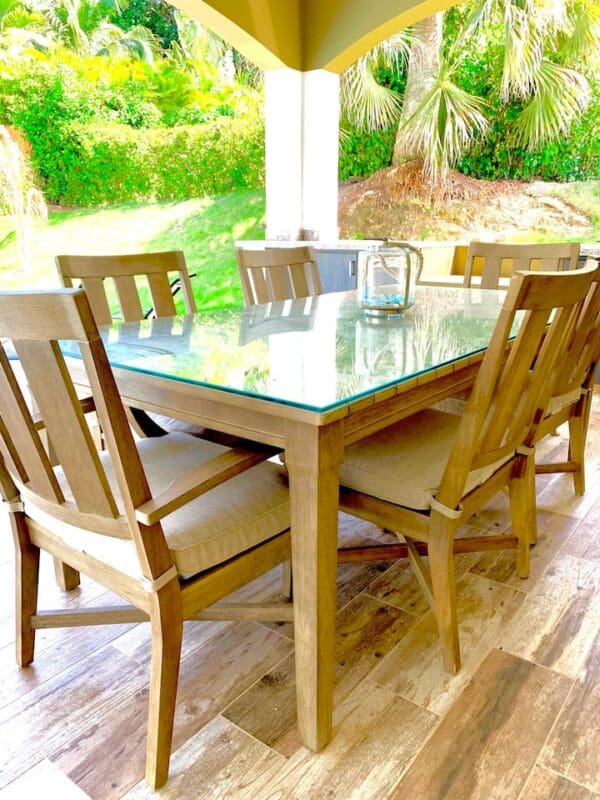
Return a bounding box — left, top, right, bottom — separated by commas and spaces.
170, 9, 262, 87
344, 0, 598, 185
13, 0, 161, 61
0, 125, 47, 271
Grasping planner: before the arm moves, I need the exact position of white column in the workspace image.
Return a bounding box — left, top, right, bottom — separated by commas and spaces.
264, 68, 340, 242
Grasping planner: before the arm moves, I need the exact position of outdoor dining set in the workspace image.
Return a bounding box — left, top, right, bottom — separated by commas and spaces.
0, 240, 598, 790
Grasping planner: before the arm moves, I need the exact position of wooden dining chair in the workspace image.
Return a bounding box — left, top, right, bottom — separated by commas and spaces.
338, 263, 597, 675
236, 246, 323, 306
533, 262, 600, 494
0, 288, 292, 789
464, 241, 581, 289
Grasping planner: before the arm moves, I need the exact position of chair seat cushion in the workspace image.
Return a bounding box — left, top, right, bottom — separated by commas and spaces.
340, 409, 511, 511
26, 433, 289, 579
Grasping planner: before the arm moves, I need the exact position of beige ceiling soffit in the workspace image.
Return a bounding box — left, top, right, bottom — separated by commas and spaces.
308, 0, 460, 74
169, 0, 302, 71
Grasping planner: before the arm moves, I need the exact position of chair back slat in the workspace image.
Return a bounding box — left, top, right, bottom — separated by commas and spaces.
0, 347, 64, 502
464, 242, 581, 289
266, 264, 291, 301
236, 246, 323, 306
288, 263, 311, 298
55, 251, 196, 324
147, 272, 177, 318
437, 263, 597, 507
13, 339, 119, 517
113, 275, 144, 321
479, 310, 553, 452
80, 277, 113, 326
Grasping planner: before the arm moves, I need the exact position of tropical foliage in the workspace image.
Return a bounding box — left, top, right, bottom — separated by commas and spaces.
0, 0, 264, 204
342, 0, 600, 184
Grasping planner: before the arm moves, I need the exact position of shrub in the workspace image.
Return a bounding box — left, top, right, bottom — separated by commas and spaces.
48, 115, 265, 205
339, 127, 396, 180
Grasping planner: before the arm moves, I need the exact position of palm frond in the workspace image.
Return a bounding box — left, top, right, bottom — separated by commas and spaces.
514, 58, 590, 147
340, 29, 414, 132
92, 21, 158, 62
341, 57, 401, 131
1, 7, 46, 29
560, 0, 600, 63
500, 2, 544, 100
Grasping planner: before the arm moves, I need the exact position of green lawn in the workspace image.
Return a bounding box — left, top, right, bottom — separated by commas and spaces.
550, 180, 600, 241
0, 190, 266, 312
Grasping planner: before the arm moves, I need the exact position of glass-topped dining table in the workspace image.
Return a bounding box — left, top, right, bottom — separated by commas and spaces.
65, 285, 508, 753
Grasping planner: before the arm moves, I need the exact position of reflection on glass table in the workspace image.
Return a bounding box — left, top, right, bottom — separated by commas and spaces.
63, 286, 516, 413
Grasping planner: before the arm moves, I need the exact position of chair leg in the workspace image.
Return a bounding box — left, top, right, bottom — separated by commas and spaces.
428, 513, 460, 675
509, 457, 535, 579
53, 558, 81, 591
11, 512, 40, 667
281, 560, 293, 601
145, 579, 183, 790
568, 409, 588, 496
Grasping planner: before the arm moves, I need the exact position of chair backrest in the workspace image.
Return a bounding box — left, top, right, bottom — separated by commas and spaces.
236, 246, 323, 306
0, 289, 173, 578
546, 260, 600, 402
464, 242, 581, 290
55, 251, 196, 326
436, 262, 598, 509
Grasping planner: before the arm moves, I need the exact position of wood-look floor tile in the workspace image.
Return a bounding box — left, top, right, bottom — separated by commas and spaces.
0, 760, 90, 799
390, 649, 571, 800
540, 634, 600, 794
520, 766, 600, 800
122, 716, 286, 800
53, 623, 292, 800
223, 593, 416, 757
370, 571, 525, 716
567, 517, 600, 564
365, 542, 477, 618
248, 680, 436, 800
500, 555, 600, 677
469, 511, 580, 589
0, 646, 147, 788
112, 617, 228, 664
0, 592, 137, 710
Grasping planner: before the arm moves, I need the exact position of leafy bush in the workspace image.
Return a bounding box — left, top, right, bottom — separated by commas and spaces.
45, 115, 265, 205
459, 84, 600, 181
339, 127, 395, 180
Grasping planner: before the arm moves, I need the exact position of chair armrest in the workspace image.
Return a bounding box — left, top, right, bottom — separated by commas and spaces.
135, 444, 280, 526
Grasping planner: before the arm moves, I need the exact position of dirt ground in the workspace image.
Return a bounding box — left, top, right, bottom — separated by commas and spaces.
338, 163, 593, 242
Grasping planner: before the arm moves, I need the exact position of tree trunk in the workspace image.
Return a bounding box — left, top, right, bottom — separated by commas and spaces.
392, 12, 444, 166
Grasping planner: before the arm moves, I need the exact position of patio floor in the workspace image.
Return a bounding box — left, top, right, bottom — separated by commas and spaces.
0, 392, 599, 800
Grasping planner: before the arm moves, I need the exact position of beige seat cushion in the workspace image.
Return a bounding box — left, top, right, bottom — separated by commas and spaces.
26, 433, 289, 579
340, 409, 511, 511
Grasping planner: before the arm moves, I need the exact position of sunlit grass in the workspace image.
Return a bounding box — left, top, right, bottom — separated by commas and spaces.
0, 190, 266, 311
549, 180, 600, 241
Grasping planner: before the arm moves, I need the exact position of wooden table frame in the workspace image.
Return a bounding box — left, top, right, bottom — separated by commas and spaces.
68, 345, 484, 751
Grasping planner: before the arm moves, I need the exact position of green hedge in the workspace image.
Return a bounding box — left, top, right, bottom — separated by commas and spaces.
339, 127, 396, 180
41, 116, 265, 205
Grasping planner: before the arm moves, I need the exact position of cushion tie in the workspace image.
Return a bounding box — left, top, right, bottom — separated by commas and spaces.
140, 564, 178, 593
2, 499, 24, 513
516, 444, 535, 456
430, 497, 463, 519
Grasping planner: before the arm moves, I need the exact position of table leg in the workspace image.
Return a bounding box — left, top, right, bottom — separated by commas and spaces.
285, 419, 343, 752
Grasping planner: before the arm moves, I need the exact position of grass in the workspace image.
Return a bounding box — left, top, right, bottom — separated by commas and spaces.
549, 180, 600, 241
0, 190, 266, 312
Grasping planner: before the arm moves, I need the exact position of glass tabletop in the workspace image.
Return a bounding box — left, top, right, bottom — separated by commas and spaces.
66, 287, 512, 413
